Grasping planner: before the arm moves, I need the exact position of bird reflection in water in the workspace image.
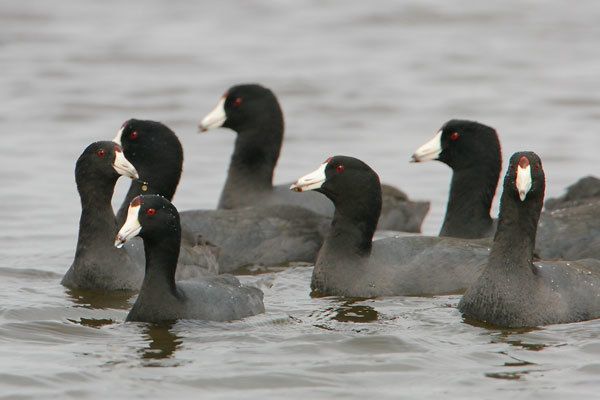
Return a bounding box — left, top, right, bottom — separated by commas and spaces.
140, 322, 183, 361
66, 289, 133, 328
66, 288, 135, 310
462, 317, 545, 381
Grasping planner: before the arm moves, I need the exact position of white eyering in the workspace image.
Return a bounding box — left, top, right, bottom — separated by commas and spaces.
290, 162, 327, 192
411, 130, 443, 162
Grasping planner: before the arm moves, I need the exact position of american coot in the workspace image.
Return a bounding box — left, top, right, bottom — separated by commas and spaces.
112, 119, 219, 273
536, 200, 600, 260
536, 176, 600, 259
459, 152, 600, 328
64, 141, 216, 292
411, 119, 501, 239
200, 83, 429, 233
113, 119, 329, 273
290, 156, 490, 297
113, 119, 183, 225
410, 120, 600, 260
115, 195, 265, 323
62, 142, 144, 291
545, 176, 600, 211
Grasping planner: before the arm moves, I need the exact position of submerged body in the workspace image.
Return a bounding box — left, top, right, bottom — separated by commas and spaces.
180, 205, 329, 273
313, 235, 490, 297
536, 176, 600, 260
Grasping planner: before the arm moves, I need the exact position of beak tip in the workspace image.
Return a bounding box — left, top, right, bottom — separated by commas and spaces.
518, 191, 527, 201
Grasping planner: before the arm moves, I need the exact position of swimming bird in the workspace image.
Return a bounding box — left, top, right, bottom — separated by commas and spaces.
113, 119, 329, 273
200, 83, 429, 232
411, 120, 600, 260
290, 156, 490, 297
63, 141, 216, 292
115, 195, 265, 323
113, 119, 183, 225
459, 152, 600, 328
545, 176, 600, 211
62, 141, 144, 291
411, 119, 501, 239
536, 176, 600, 259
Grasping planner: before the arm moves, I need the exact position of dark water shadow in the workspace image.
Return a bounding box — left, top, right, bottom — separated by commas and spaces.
69, 317, 116, 329
311, 298, 380, 325
66, 288, 136, 310
463, 316, 546, 351
234, 262, 313, 275
139, 322, 183, 362
462, 317, 549, 380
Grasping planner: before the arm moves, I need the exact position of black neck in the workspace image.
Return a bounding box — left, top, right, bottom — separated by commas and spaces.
488, 191, 541, 276
75, 176, 118, 257
312, 191, 379, 295
219, 122, 282, 208
440, 165, 498, 238
327, 213, 373, 257
140, 232, 180, 296
320, 186, 380, 259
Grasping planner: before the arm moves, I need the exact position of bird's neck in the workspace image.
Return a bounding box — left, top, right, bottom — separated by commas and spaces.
75, 178, 119, 257
140, 233, 180, 297
440, 165, 498, 238
218, 125, 282, 209
487, 193, 541, 277
314, 192, 379, 277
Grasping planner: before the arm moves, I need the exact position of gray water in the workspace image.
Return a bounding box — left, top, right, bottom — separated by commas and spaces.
1, 0, 600, 398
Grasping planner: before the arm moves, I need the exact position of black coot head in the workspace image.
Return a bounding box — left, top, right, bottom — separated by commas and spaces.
114, 119, 183, 174
291, 155, 381, 205
503, 151, 545, 204
412, 119, 500, 171
115, 195, 179, 247
76, 141, 138, 182
199, 84, 281, 133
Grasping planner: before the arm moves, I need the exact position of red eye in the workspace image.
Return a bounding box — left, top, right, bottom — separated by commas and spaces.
96, 149, 106, 158
146, 208, 156, 216
450, 132, 460, 141
232, 97, 243, 107
130, 131, 138, 140
336, 165, 345, 173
